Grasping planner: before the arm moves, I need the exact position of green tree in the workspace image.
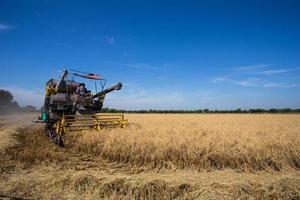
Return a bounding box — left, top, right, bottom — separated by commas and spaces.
203, 108, 209, 113
22, 105, 37, 112
0, 89, 21, 113
235, 108, 242, 113
0, 90, 14, 104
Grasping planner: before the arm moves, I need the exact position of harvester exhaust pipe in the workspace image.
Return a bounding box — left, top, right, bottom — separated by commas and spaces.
93, 82, 122, 98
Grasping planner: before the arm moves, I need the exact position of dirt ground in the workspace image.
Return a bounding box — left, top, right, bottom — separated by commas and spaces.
0, 113, 299, 200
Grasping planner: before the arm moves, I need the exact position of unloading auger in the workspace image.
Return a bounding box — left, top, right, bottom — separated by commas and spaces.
34, 69, 128, 145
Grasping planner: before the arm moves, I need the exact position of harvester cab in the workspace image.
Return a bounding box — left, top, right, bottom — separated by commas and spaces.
36, 69, 127, 146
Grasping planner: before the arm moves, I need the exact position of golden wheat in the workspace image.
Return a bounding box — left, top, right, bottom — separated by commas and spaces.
1, 114, 300, 199
67, 114, 300, 171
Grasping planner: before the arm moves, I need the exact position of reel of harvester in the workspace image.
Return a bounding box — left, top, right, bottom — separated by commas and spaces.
34, 69, 128, 146
50, 114, 128, 146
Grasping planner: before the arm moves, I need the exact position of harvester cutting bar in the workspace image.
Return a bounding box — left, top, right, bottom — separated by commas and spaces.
63, 113, 128, 132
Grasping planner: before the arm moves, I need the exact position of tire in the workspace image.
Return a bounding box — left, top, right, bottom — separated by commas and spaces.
49, 128, 64, 147
57, 135, 64, 147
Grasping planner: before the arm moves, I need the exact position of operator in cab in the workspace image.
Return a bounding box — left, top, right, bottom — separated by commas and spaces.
76, 83, 91, 97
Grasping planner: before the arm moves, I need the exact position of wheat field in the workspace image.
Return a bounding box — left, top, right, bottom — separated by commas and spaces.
1, 114, 300, 199
67, 114, 300, 172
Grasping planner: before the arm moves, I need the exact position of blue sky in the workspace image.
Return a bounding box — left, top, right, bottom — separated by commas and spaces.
0, 0, 300, 109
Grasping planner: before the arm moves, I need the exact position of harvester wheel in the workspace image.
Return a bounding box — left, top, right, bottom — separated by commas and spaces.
56, 135, 64, 147
49, 120, 66, 147
49, 128, 64, 147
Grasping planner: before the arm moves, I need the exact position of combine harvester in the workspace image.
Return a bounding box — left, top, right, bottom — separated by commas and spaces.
35, 69, 128, 145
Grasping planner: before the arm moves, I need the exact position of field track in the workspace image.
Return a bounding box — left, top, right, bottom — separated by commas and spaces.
0, 113, 299, 199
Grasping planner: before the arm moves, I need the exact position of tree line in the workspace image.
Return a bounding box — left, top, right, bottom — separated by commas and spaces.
102, 107, 300, 114
0, 89, 37, 114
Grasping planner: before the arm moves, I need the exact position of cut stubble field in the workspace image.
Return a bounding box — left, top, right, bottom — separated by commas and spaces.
0, 114, 300, 199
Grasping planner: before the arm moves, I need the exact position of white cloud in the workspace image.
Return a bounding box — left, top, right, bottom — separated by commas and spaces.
104, 36, 115, 45
212, 77, 260, 87
211, 77, 229, 83
124, 63, 158, 70
105, 87, 184, 110
236, 79, 259, 87
0, 23, 14, 32
235, 64, 299, 75
0, 86, 44, 108
212, 64, 300, 89
211, 76, 299, 89
235, 64, 272, 71
262, 82, 298, 88
258, 67, 300, 75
